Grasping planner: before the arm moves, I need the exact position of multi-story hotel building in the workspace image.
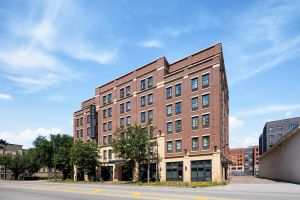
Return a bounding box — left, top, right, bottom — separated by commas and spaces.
73, 43, 229, 182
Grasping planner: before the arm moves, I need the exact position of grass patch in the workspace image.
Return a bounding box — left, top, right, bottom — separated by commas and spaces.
131, 181, 226, 188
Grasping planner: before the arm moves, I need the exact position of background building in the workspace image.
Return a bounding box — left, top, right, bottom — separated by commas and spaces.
73, 43, 229, 182
259, 117, 300, 155
259, 126, 300, 183
229, 145, 259, 176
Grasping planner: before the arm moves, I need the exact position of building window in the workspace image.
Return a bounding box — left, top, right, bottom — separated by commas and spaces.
166, 105, 172, 117
202, 74, 209, 89
141, 96, 146, 107
103, 136, 107, 145
191, 97, 198, 111
175, 120, 182, 133
141, 79, 146, 91
166, 87, 172, 99
269, 135, 274, 140
289, 123, 298, 130
76, 119, 79, 127
167, 122, 173, 134
108, 107, 112, 117
87, 127, 91, 136
120, 118, 124, 128
126, 116, 131, 126
269, 127, 274, 131
80, 129, 83, 137
103, 150, 107, 160
108, 93, 112, 103
103, 95, 107, 105
175, 102, 182, 115
278, 134, 282, 139
202, 114, 210, 128
103, 123, 107, 132
148, 93, 153, 105
148, 110, 153, 123
108, 121, 112, 131
167, 141, 173, 153
120, 88, 125, 98
126, 101, 131, 112
76, 130, 79, 138
87, 115, 90, 124
148, 76, 153, 88
192, 138, 199, 151
192, 116, 199, 130
191, 77, 198, 92
103, 110, 107, 119
126, 86, 131, 96
191, 160, 211, 182
175, 83, 181, 97
202, 136, 210, 150
108, 150, 112, 159
278, 126, 282, 131
141, 112, 146, 123
202, 94, 209, 108
120, 103, 125, 114
176, 140, 182, 152
80, 117, 83, 126
108, 135, 112, 144
166, 162, 183, 181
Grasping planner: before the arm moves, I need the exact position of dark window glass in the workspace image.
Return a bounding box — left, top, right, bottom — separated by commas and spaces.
103, 136, 107, 145
278, 126, 282, 131
76, 119, 79, 127
202, 136, 210, 150
176, 140, 182, 152
166, 87, 172, 99
103, 110, 107, 119
103, 150, 107, 160
120, 88, 124, 98
108, 93, 112, 103
108, 121, 112, 131
103, 96, 106, 105
87, 127, 91, 136
289, 123, 298, 130
148, 76, 153, 88
126, 101, 131, 112
175, 120, 182, 133
191, 97, 198, 111
202, 74, 209, 89
175, 102, 182, 115
141, 80, 146, 91
191, 160, 211, 182
141, 96, 146, 107
141, 112, 146, 123
192, 116, 199, 130
192, 138, 199, 151
148, 93, 153, 105
166, 162, 183, 181
167, 141, 173, 153
108, 135, 112, 144
166, 105, 172, 116
167, 122, 173, 134
120, 103, 125, 114
80, 129, 83, 137
126, 116, 131, 126
87, 115, 90, 124
202, 114, 210, 128
191, 78, 198, 91
76, 130, 79, 138
126, 86, 131, 96
120, 118, 124, 128
103, 123, 107, 132
108, 107, 112, 117
202, 94, 209, 108
108, 150, 112, 159
148, 110, 153, 123
80, 117, 83, 126
175, 83, 181, 97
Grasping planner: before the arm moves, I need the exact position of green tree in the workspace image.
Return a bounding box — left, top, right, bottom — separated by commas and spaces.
33, 135, 53, 175
9, 153, 27, 180
71, 141, 99, 181
112, 125, 157, 181
25, 148, 42, 176
51, 134, 73, 179
0, 153, 12, 180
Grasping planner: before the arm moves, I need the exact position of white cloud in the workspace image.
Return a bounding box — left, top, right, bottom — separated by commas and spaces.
0, 93, 12, 100
230, 132, 260, 148
238, 104, 300, 117
0, 128, 63, 149
140, 39, 163, 48
284, 111, 292, 118
229, 116, 245, 129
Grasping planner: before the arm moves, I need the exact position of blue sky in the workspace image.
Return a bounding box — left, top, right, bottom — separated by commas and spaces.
0, 0, 300, 148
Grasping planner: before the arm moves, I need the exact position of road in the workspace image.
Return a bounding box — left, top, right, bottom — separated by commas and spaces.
0, 178, 299, 200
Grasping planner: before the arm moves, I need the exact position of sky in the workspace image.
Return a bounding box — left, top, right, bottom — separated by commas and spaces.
0, 0, 300, 149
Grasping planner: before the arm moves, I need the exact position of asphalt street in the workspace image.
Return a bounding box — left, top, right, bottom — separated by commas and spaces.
0, 178, 299, 200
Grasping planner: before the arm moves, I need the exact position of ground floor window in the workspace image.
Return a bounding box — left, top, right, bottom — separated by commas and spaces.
166, 162, 183, 181
191, 160, 211, 182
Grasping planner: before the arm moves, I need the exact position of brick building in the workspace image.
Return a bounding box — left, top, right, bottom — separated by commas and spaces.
73, 43, 229, 182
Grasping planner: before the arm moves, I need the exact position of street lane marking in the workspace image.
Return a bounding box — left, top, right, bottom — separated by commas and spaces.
93, 188, 102, 193
132, 191, 141, 197
195, 197, 208, 200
